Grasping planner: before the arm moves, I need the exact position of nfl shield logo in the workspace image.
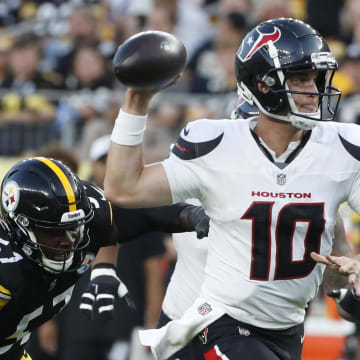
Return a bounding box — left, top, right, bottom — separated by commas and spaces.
198, 302, 212, 316
277, 173, 286, 185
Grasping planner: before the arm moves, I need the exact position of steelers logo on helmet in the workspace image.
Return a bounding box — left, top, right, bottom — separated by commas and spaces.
2, 180, 20, 213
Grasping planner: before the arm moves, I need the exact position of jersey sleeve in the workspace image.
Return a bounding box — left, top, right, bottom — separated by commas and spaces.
0, 231, 23, 311
162, 119, 224, 203
337, 124, 360, 214
82, 181, 114, 248
348, 172, 360, 214
112, 203, 194, 243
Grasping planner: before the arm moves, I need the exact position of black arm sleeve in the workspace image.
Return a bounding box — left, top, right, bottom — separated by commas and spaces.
112, 203, 196, 243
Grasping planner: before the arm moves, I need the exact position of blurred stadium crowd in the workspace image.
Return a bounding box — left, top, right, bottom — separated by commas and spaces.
1, 0, 360, 160
2, 0, 360, 359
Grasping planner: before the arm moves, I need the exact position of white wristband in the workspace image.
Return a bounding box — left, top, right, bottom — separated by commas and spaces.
111, 109, 147, 146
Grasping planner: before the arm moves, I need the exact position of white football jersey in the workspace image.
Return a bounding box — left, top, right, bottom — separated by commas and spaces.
161, 199, 207, 320
162, 118, 360, 329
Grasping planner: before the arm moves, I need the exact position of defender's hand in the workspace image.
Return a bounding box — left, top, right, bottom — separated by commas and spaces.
79, 263, 136, 321
182, 206, 210, 239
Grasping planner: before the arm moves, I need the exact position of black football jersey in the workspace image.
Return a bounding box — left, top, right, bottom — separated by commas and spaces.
0, 181, 191, 359
0, 182, 113, 360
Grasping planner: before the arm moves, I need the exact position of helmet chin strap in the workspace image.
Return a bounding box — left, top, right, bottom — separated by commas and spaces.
27, 228, 74, 273
268, 40, 320, 130
238, 81, 318, 130
41, 253, 74, 274
11, 211, 87, 273
13, 214, 75, 273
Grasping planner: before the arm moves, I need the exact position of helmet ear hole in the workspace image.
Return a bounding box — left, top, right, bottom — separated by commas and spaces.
257, 81, 270, 94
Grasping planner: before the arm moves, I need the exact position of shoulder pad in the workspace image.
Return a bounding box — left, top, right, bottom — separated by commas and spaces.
81, 181, 113, 241
172, 119, 224, 160
337, 123, 360, 162
0, 234, 23, 309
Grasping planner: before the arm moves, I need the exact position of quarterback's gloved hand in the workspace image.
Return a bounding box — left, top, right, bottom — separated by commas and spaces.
79, 263, 136, 321
180, 205, 210, 239
328, 287, 360, 320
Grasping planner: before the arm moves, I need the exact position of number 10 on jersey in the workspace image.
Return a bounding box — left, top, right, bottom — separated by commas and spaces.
242, 202, 325, 281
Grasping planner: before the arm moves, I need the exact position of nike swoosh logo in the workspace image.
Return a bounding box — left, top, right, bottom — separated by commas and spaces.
184, 126, 190, 136
301, 335, 305, 344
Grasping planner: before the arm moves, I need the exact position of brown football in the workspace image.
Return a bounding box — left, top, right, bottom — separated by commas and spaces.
112, 31, 187, 90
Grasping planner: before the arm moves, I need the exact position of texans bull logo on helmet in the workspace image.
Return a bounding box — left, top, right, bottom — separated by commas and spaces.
239, 26, 281, 62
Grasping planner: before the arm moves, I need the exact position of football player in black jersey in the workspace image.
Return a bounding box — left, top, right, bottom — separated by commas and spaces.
0, 157, 209, 360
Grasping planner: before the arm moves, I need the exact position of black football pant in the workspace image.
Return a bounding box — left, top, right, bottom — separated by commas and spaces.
190, 315, 304, 360
158, 312, 304, 360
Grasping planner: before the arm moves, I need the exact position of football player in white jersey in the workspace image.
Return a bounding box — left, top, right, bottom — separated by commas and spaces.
157, 101, 353, 360
105, 18, 360, 360
158, 100, 260, 332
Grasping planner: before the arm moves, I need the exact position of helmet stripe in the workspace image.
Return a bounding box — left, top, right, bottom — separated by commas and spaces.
108, 200, 113, 224
35, 157, 77, 212
0, 284, 11, 298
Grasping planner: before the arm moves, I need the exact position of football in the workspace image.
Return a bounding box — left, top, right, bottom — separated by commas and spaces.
112, 31, 187, 90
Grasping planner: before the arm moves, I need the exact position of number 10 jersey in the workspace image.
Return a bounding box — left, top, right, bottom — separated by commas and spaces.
162, 118, 360, 329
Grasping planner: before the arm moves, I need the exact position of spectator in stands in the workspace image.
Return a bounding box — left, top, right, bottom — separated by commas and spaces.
146, 5, 176, 34
0, 34, 13, 87
55, 7, 101, 80
55, 45, 114, 147
341, 0, 360, 46
306, 0, 345, 41
336, 44, 360, 98
187, 11, 249, 94
253, 0, 292, 23
64, 45, 113, 91
29, 141, 80, 174
0, 35, 58, 156
336, 45, 360, 125
2, 34, 59, 91
147, 0, 215, 61
218, 0, 253, 15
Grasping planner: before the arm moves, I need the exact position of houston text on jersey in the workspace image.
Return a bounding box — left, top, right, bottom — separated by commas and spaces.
251, 191, 311, 199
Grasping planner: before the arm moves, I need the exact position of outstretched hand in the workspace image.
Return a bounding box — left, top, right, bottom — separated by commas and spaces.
311, 252, 360, 295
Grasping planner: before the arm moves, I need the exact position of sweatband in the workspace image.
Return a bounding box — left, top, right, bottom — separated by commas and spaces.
111, 109, 147, 146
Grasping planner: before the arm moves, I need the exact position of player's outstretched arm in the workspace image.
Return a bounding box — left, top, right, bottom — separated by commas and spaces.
105, 89, 172, 208
113, 203, 210, 242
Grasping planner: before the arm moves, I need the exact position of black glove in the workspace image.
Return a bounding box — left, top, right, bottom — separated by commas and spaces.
328, 287, 360, 319
79, 263, 136, 321
180, 205, 210, 239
